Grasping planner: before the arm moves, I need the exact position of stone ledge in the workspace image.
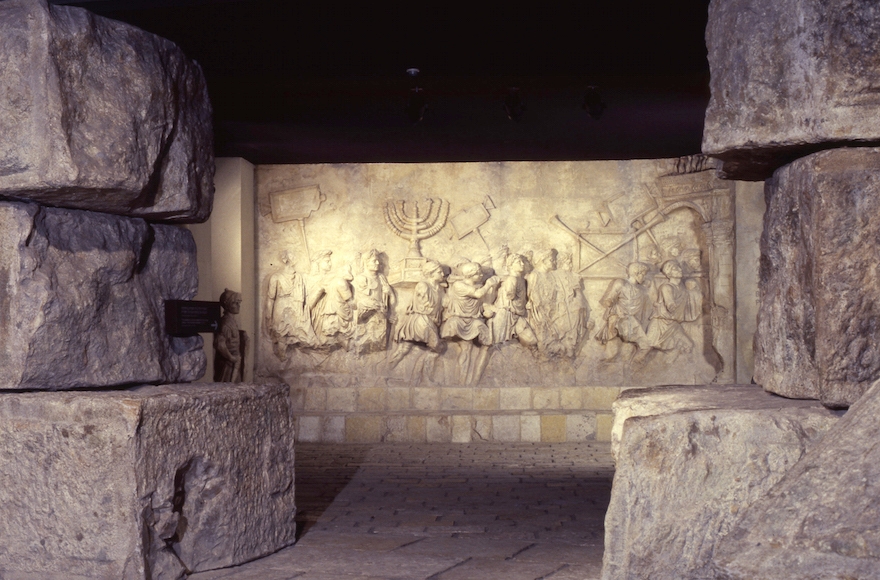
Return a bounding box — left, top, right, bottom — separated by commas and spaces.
290, 382, 625, 414
294, 410, 612, 444
0, 383, 296, 580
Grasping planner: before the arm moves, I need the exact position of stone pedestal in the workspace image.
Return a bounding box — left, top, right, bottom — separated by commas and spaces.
0, 383, 296, 580
0, 201, 205, 389
711, 379, 880, 579
755, 148, 880, 407
602, 385, 841, 580
0, 0, 212, 222
703, 0, 880, 180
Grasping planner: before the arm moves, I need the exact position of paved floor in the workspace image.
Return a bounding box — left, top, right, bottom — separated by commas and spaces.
190, 443, 614, 580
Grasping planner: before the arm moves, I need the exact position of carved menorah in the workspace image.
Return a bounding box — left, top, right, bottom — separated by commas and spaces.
383, 198, 449, 257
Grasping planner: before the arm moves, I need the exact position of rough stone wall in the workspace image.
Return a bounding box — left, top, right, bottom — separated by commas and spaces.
0, 0, 213, 222
0, 201, 204, 389
755, 148, 880, 407
704, 0, 880, 180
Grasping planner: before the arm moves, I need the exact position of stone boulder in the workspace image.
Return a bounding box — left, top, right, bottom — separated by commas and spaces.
0, 383, 296, 580
712, 379, 880, 579
0, 200, 204, 389
702, 0, 880, 180
602, 385, 841, 580
755, 148, 880, 407
0, 0, 213, 223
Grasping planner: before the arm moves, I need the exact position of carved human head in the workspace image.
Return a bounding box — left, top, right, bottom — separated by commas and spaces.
422, 259, 445, 283
363, 249, 381, 273
626, 262, 648, 284
312, 250, 332, 273
280, 250, 294, 267
506, 253, 527, 275
661, 260, 682, 279
534, 249, 557, 272
460, 261, 482, 281
558, 252, 573, 272
219, 288, 242, 314
682, 249, 701, 271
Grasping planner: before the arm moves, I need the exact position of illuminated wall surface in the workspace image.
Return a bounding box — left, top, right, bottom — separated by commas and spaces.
249, 158, 759, 442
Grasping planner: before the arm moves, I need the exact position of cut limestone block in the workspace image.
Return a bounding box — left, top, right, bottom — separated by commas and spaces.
0, 201, 205, 389
755, 148, 880, 407
0, 383, 296, 580
0, 0, 213, 223
712, 379, 880, 579
609, 383, 836, 462
702, 0, 880, 180
602, 384, 841, 580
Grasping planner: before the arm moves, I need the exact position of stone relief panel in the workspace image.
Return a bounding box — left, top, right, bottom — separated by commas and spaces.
255, 158, 735, 387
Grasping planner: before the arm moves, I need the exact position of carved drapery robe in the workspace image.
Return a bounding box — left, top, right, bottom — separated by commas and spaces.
441, 279, 492, 345
353, 273, 395, 353
596, 278, 651, 350
266, 270, 315, 347
646, 280, 701, 352
395, 280, 443, 349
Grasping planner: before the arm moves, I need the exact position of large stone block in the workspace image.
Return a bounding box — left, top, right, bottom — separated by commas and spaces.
702, 0, 880, 180
0, 0, 213, 222
755, 148, 880, 407
0, 201, 205, 389
0, 383, 296, 580
602, 385, 841, 580
712, 379, 880, 579
610, 384, 833, 461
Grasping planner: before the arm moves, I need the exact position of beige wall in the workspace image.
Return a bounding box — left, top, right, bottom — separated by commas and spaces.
735, 181, 765, 384
188, 157, 256, 382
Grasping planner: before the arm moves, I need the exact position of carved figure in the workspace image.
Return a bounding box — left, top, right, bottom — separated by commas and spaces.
646, 260, 701, 357
353, 249, 396, 354
312, 265, 354, 349
553, 252, 591, 357
264, 250, 315, 359
214, 288, 248, 382
440, 261, 500, 384
387, 259, 447, 380
596, 262, 652, 362
487, 253, 537, 347
306, 250, 354, 348
526, 249, 561, 354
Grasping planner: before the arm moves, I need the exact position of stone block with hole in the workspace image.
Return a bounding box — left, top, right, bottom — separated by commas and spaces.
0, 383, 296, 580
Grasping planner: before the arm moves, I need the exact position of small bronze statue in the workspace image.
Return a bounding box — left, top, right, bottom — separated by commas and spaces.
214, 288, 249, 382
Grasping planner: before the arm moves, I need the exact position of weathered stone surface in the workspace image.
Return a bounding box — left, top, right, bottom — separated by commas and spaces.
602, 384, 841, 580
712, 379, 880, 579
0, 383, 296, 580
755, 148, 880, 407
702, 0, 880, 180
0, 0, 213, 222
0, 200, 205, 389
610, 384, 835, 461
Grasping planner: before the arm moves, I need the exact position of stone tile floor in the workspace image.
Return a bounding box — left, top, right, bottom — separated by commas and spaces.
190, 442, 614, 580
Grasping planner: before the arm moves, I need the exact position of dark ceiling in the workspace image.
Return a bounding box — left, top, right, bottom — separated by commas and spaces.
51, 0, 713, 165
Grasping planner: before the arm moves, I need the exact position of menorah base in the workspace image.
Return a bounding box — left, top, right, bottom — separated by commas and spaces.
388, 256, 430, 288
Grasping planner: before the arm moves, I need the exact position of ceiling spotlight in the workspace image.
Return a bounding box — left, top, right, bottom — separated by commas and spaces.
504, 87, 525, 122
583, 86, 606, 120
406, 68, 420, 77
